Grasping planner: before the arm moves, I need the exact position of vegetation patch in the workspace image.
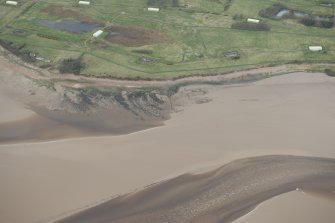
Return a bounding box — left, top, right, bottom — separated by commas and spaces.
300, 17, 334, 28
41, 4, 104, 25
131, 49, 154, 55
325, 68, 335, 77
231, 22, 270, 31
36, 33, 60, 41
233, 14, 245, 21
0, 39, 35, 62
105, 26, 169, 47
13, 29, 28, 36
59, 57, 85, 75
223, 0, 233, 11
1, 0, 335, 79
147, 0, 179, 8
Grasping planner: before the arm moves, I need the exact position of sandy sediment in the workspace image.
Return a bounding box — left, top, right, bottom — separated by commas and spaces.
235, 190, 335, 223
57, 155, 335, 223
0, 91, 34, 124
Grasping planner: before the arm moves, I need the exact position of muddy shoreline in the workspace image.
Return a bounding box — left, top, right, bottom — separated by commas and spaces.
1, 47, 335, 223
0, 45, 309, 88
0, 48, 298, 144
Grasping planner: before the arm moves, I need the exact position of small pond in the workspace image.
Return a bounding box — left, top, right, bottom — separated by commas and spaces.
275, 9, 331, 22
39, 20, 100, 34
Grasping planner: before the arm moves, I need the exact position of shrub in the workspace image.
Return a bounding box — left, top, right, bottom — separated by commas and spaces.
321, 20, 334, 28
224, 0, 233, 11
0, 39, 35, 62
147, 0, 179, 8
59, 58, 85, 75
233, 14, 245, 21
132, 49, 154, 55
300, 17, 315, 26
325, 69, 335, 77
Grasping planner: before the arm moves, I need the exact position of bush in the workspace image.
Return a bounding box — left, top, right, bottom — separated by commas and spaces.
300, 17, 315, 26
231, 22, 270, 31
325, 69, 335, 77
147, 0, 179, 8
224, 0, 233, 11
321, 20, 334, 28
132, 49, 154, 55
233, 14, 245, 21
59, 58, 85, 75
0, 39, 35, 62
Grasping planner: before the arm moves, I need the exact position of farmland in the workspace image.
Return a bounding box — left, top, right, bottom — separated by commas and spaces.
0, 0, 335, 79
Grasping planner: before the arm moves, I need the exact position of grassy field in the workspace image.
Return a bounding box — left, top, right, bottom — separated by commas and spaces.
0, 0, 335, 79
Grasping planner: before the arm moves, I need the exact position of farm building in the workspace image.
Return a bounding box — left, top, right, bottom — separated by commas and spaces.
78, 1, 90, 5
6, 1, 18, 6
308, 46, 323, 52
148, 7, 160, 12
247, 18, 260, 23
93, 30, 103, 38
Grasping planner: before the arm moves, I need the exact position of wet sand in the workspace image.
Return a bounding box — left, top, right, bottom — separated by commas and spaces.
235, 190, 335, 223
1, 70, 335, 222
57, 155, 335, 223
0, 92, 34, 123
0, 108, 161, 143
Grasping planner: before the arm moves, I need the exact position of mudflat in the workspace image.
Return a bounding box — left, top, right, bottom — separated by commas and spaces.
57, 155, 335, 223
1, 62, 335, 223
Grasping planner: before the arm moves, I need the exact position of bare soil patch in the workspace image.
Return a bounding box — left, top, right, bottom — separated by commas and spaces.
41, 4, 104, 25
105, 25, 169, 47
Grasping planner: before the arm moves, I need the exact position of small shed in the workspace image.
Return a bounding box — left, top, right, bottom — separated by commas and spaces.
93, 30, 103, 38
6, 1, 18, 6
148, 7, 160, 12
78, 1, 90, 5
308, 46, 323, 52
247, 18, 260, 23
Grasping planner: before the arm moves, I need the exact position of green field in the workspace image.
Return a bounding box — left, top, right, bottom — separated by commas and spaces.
0, 0, 335, 79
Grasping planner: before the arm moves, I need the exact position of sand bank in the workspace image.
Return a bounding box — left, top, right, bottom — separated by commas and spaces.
57, 155, 335, 223
1, 72, 335, 223
235, 190, 335, 223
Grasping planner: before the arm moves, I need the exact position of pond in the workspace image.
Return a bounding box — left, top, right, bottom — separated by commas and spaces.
275, 9, 290, 19
275, 9, 331, 22
39, 20, 101, 34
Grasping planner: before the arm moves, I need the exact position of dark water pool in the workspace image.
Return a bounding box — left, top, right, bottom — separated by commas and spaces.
275, 9, 331, 22
39, 20, 100, 34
